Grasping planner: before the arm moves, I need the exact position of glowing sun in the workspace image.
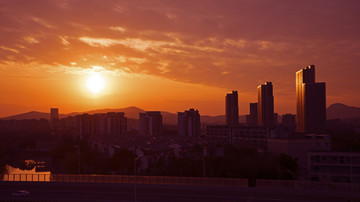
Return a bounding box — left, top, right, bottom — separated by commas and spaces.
86, 72, 105, 94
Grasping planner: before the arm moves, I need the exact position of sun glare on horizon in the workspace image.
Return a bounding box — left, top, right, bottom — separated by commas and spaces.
86, 71, 105, 94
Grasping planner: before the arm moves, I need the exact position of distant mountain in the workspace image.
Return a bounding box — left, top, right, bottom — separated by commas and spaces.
67, 106, 145, 119
1, 111, 51, 120
0, 106, 248, 125
327, 103, 360, 120
161, 111, 177, 125
201, 115, 225, 125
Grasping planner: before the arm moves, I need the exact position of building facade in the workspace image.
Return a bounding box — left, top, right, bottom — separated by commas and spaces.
226, 91, 239, 126
282, 113, 296, 131
296, 65, 326, 134
139, 111, 163, 136
76, 112, 127, 137
267, 134, 331, 173
178, 108, 201, 137
308, 151, 360, 183
50, 108, 59, 122
258, 82, 274, 128
246, 103, 258, 126
206, 125, 268, 150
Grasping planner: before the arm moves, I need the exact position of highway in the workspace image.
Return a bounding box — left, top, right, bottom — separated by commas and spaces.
0, 182, 359, 202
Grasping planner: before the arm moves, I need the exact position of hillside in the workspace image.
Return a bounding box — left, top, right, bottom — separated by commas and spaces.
1, 111, 52, 120
0, 107, 232, 125
327, 103, 360, 120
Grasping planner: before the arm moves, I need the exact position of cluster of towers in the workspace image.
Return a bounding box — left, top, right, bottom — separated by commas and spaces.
226, 65, 326, 134
226, 82, 274, 128
296, 65, 326, 134
51, 65, 326, 137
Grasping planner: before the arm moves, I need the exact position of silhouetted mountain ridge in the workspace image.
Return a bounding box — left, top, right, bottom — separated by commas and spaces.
66, 106, 145, 119
3, 103, 358, 124
327, 103, 360, 120
1, 111, 51, 120
0, 107, 230, 124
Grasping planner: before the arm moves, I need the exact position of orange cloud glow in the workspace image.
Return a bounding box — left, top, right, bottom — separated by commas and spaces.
0, 0, 360, 117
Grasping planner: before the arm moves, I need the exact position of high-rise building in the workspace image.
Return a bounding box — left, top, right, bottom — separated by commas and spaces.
273, 113, 279, 126
50, 108, 59, 130
257, 82, 274, 127
246, 103, 258, 126
178, 109, 201, 137
282, 113, 296, 131
75, 112, 127, 137
139, 111, 163, 136
226, 91, 239, 126
50, 108, 59, 123
296, 65, 326, 134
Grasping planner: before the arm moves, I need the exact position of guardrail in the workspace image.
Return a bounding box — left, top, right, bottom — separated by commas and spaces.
2, 174, 50, 182
51, 174, 248, 187
1, 174, 359, 192
1, 174, 248, 187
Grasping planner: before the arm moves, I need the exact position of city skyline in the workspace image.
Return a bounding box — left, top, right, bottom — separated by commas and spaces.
1, 0, 360, 117
1, 1, 360, 200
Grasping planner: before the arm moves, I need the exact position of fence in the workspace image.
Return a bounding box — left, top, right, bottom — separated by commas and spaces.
1, 174, 359, 192
2, 174, 50, 182
1, 174, 248, 187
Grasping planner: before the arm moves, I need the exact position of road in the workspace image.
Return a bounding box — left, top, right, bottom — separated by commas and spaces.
0, 182, 359, 202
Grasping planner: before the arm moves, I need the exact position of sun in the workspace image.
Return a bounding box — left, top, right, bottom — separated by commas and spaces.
86, 72, 105, 94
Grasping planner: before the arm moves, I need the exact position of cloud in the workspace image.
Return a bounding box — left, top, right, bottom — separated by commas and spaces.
24, 36, 40, 44
0, 46, 19, 54
32, 17, 55, 28
59, 36, 70, 46
224, 39, 246, 48
0, 0, 359, 113
79, 37, 119, 47
109, 26, 126, 33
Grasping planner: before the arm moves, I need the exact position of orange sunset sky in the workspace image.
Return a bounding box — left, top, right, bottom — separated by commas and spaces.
0, 0, 359, 117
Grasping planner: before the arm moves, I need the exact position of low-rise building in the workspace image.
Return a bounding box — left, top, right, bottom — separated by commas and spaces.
76, 112, 127, 137
267, 134, 331, 177
308, 151, 360, 183
206, 125, 268, 149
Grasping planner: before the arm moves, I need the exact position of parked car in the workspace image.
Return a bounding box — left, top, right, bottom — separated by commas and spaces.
11, 190, 30, 197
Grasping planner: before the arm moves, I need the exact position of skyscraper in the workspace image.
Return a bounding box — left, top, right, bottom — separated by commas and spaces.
296, 65, 326, 134
50, 108, 59, 130
246, 103, 258, 126
226, 91, 239, 126
50, 108, 59, 121
178, 109, 201, 137
257, 82, 274, 127
139, 111, 163, 136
